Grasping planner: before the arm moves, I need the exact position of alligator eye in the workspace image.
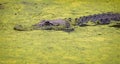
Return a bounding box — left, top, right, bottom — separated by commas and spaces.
45, 21, 50, 24
44, 21, 51, 25
45, 21, 50, 23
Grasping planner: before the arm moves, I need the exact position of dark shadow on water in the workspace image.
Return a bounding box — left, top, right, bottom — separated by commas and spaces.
79, 24, 90, 27
78, 24, 109, 27
109, 24, 120, 28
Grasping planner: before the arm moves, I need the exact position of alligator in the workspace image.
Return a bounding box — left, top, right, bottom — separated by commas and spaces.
14, 12, 120, 32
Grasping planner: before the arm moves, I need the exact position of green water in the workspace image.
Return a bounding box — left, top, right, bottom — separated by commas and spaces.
0, 0, 120, 64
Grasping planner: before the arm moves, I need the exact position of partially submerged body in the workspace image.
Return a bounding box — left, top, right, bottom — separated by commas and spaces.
14, 12, 120, 32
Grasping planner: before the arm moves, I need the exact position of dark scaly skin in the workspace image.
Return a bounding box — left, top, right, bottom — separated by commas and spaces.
76, 12, 120, 26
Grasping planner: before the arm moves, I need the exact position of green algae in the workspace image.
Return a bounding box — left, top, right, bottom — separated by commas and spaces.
0, 0, 120, 64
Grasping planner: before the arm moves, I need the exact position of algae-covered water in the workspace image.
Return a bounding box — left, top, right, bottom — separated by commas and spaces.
0, 0, 120, 64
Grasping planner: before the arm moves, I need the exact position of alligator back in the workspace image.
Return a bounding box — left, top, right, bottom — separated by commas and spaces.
75, 12, 120, 26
